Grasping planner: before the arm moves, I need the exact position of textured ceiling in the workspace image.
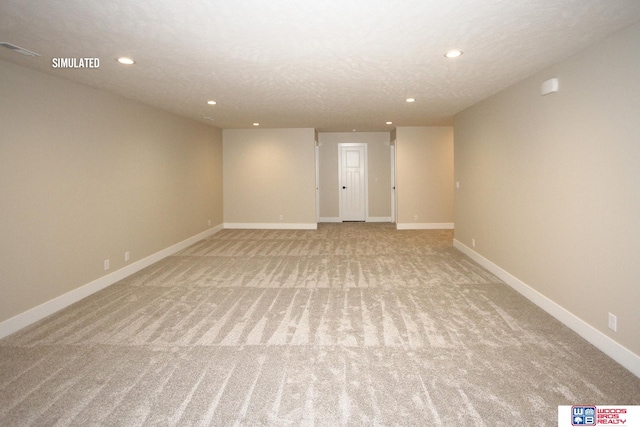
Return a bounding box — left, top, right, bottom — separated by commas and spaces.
1, 0, 640, 131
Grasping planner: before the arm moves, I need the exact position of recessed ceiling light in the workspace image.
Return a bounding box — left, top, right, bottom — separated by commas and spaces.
253, 123, 260, 126
117, 57, 135, 65
207, 100, 217, 105
405, 98, 415, 103
386, 121, 393, 125
444, 50, 463, 59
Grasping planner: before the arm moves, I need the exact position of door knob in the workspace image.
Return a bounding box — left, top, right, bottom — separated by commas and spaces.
342, 186, 347, 189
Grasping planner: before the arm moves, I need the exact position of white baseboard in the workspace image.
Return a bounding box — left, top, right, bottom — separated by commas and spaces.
318, 217, 341, 223
224, 223, 317, 230
453, 239, 640, 378
0, 224, 224, 340
397, 222, 454, 230
367, 217, 392, 223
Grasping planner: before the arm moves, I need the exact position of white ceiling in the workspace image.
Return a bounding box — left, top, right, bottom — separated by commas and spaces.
2, 0, 639, 132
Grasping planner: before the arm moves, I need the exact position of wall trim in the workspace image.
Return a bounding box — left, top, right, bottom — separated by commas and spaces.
224, 223, 317, 230
367, 217, 392, 223
453, 239, 640, 378
0, 224, 224, 340
318, 217, 341, 223
396, 222, 454, 230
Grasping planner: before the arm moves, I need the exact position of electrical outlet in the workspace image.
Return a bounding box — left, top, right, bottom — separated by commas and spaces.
125, 251, 130, 262
279, 214, 284, 221
608, 313, 617, 332
104, 259, 110, 271
472, 238, 476, 248
208, 219, 211, 227
414, 215, 418, 221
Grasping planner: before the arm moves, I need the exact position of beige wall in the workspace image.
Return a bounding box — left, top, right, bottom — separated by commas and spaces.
318, 134, 340, 219
395, 127, 454, 227
454, 22, 640, 356
0, 59, 223, 324
223, 128, 316, 226
318, 132, 392, 220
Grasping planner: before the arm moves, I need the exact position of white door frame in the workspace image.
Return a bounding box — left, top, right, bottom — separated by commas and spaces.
338, 143, 368, 221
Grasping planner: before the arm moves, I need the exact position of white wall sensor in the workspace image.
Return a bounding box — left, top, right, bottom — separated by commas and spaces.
541, 78, 559, 96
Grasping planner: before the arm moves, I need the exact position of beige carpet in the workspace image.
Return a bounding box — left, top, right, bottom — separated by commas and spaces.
0, 223, 638, 426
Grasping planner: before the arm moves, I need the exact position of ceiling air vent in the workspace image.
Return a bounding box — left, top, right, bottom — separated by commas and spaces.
0, 42, 40, 57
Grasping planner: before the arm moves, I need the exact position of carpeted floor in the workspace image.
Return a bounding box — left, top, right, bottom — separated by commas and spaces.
0, 223, 638, 426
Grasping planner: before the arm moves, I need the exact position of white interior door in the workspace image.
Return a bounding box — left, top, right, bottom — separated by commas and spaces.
339, 143, 367, 221
315, 143, 320, 222
390, 143, 396, 223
